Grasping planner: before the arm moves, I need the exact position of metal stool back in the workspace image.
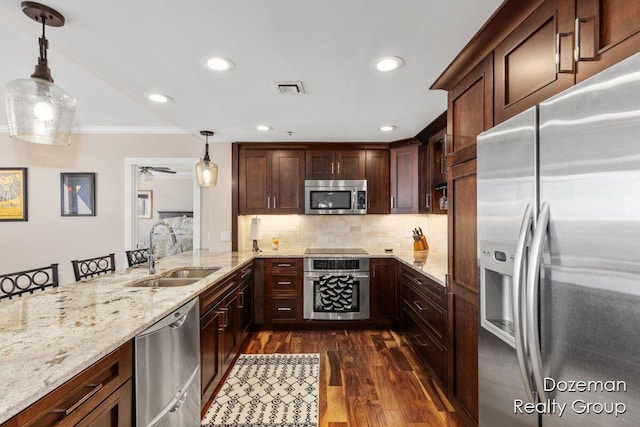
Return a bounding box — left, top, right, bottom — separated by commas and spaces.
71, 253, 116, 281
0, 264, 59, 301
125, 248, 149, 267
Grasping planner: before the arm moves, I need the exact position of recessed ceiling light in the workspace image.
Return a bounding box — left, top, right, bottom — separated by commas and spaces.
372, 56, 404, 72
256, 125, 272, 131
202, 56, 235, 71
379, 125, 396, 132
145, 93, 172, 103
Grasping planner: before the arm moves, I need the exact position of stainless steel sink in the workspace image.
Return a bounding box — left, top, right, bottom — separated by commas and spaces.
165, 267, 221, 278
128, 277, 200, 288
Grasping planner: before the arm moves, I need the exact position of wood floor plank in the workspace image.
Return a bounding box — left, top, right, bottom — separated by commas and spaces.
239, 329, 463, 427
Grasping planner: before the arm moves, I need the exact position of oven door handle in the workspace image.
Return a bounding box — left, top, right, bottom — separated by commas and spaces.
304, 272, 370, 279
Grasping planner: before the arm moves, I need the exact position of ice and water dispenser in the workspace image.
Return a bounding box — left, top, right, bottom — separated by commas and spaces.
480, 240, 518, 347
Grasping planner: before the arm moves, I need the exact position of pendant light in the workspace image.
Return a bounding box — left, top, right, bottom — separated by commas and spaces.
195, 130, 218, 187
4, 2, 76, 145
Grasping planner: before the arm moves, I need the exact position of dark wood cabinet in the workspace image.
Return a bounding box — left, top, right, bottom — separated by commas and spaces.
369, 258, 397, 326
575, 0, 640, 81
265, 258, 303, 324
445, 56, 491, 426
238, 149, 305, 214
200, 264, 254, 412
305, 150, 366, 180
200, 301, 224, 410
365, 150, 390, 214
5, 342, 133, 427
494, 0, 575, 124
400, 265, 448, 387
419, 128, 448, 214
390, 144, 419, 214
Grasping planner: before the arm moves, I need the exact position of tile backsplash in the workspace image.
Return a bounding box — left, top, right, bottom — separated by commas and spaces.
238, 214, 447, 253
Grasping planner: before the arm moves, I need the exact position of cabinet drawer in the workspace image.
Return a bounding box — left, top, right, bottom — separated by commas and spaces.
13, 341, 133, 427
267, 297, 302, 323
200, 272, 237, 314
267, 274, 301, 294
401, 266, 446, 308
404, 307, 445, 385
266, 258, 302, 273
403, 283, 446, 342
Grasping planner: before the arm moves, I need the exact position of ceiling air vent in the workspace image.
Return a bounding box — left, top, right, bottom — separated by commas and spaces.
273, 81, 305, 95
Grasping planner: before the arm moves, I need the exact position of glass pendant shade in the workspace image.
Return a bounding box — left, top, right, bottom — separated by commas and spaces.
5, 77, 76, 145
196, 159, 218, 187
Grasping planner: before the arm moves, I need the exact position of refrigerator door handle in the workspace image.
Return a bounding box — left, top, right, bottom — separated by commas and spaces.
526, 202, 551, 402
512, 204, 535, 402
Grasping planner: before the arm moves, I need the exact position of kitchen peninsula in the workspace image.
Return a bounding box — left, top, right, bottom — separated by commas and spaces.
0, 247, 446, 425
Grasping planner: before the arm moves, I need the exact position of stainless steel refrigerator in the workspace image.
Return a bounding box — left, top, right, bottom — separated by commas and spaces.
477, 51, 640, 427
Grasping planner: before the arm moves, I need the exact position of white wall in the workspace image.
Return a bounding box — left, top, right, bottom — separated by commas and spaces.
0, 133, 232, 284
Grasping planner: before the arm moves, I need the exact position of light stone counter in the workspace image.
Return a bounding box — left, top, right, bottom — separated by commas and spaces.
0, 247, 446, 423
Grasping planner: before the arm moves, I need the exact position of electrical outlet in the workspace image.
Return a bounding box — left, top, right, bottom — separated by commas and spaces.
220, 231, 231, 241
405, 228, 412, 238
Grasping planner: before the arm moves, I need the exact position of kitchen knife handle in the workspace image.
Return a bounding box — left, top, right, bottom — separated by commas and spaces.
527, 202, 550, 402
513, 204, 535, 403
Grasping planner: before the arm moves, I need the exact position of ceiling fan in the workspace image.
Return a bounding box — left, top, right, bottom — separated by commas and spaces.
138, 166, 177, 180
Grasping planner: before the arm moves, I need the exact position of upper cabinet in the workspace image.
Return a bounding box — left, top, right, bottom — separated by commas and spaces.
390, 143, 419, 214
238, 149, 305, 214
575, 0, 640, 82
494, 0, 575, 124
417, 111, 448, 215
365, 149, 390, 214
305, 150, 366, 180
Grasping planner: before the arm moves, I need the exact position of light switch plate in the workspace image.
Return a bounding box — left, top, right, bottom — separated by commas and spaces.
220, 231, 231, 241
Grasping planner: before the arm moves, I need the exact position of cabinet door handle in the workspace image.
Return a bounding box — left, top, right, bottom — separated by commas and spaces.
277, 263, 292, 267
412, 277, 423, 285
337, 162, 340, 175
556, 32, 575, 74
413, 301, 428, 311
267, 197, 271, 209
277, 306, 292, 311
218, 308, 229, 328
273, 196, 276, 209
238, 291, 245, 308
57, 383, 103, 416
391, 196, 395, 210
425, 193, 431, 209
277, 280, 292, 285
331, 162, 334, 174
574, 17, 597, 61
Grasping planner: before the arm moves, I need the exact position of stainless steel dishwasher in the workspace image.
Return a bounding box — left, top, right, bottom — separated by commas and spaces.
135, 297, 200, 427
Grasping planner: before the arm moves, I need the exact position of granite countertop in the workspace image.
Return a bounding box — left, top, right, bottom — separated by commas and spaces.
0, 247, 446, 423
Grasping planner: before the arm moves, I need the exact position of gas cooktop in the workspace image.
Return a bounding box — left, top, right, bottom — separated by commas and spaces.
304, 248, 369, 255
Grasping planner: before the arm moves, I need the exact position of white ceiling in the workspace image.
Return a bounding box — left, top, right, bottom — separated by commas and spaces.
0, 0, 504, 143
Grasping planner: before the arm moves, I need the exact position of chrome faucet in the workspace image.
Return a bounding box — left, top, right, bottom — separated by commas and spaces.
148, 221, 178, 274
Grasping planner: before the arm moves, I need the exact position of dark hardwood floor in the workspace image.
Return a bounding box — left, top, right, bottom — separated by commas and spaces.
240, 329, 463, 427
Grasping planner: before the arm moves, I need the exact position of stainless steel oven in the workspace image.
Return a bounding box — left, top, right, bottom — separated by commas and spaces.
303, 252, 370, 320
304, 180, 367, 214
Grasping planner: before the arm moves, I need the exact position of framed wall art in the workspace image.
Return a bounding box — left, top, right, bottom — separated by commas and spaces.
61, 172, 96, 216
137, 190, 152, 219
0, 167, 28, 221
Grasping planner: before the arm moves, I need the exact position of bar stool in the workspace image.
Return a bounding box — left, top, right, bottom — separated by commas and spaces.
125, 248, 149, 267
71, 253, 116, 281
0, 264, 59, 301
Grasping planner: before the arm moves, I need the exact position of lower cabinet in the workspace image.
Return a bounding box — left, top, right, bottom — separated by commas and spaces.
369, 258, 397, 326
264, 258, 303, 324
199, 261, 255, 413
4, 341, 133, 427
400, 265, 448, 388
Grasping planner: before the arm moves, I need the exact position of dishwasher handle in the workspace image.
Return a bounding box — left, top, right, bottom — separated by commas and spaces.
145, 366, 199, 427
137, 297, 199, 337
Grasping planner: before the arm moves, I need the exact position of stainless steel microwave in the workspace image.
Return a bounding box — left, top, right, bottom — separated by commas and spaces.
304, 180, 367, 214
